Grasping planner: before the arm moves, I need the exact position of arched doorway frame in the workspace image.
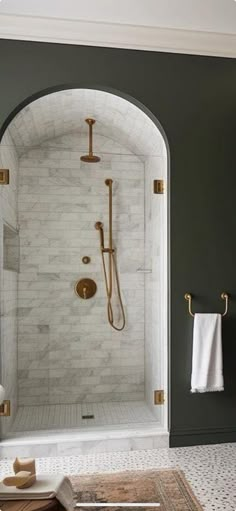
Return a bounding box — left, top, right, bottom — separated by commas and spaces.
0, 84, 170, 434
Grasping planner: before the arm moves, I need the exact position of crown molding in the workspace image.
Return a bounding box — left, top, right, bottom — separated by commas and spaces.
0, 13, 236, 58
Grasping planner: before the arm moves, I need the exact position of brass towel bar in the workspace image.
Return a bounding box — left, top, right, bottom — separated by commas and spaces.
184, 292, 229, 317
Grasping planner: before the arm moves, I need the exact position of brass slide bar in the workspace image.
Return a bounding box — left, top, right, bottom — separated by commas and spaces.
106, 178, 113, 300
184, 292, 229, 317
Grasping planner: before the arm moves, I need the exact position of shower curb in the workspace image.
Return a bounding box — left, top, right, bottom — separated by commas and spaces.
0, 426, 169, 458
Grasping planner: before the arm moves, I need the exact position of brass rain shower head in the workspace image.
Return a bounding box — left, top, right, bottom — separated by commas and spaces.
80, 118, 101, 163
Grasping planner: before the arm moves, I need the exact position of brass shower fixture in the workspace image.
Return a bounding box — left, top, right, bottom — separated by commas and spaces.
80, 118, 101, 163
95, 179, 126, 331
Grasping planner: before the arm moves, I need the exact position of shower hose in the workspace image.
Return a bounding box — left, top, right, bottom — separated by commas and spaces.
101, 248, 126, 331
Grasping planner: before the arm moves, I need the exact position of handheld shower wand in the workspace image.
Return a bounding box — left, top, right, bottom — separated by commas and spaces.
95, 221, 104, 249
95, 179, 126, 331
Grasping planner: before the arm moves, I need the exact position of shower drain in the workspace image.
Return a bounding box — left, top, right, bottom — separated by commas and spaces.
82, 414, 95, 419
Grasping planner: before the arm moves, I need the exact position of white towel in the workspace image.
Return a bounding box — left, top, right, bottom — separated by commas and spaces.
0, 475, 76, 511
191, 313, 224, 393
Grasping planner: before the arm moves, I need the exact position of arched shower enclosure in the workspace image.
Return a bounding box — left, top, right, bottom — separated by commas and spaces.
0, 88, 169, 454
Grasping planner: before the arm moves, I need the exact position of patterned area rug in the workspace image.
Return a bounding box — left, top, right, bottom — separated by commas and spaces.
71, 469, 203, 510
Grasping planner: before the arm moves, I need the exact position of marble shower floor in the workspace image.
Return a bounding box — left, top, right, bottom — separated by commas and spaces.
0, 443, 236, 511
11, 401, 157, 432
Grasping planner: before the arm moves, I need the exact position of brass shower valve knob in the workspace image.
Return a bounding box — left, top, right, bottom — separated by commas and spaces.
75, 278, 97, 299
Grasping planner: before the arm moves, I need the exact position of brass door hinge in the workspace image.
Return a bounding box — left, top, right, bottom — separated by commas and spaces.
154, 390, 165, 405
0, 169, 9, 185
153, 179, 164, 194
0, 400, 10, 416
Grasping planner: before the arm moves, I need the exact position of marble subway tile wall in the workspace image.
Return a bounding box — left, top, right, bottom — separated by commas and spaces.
18, 133, 145, 406
0, 131, 19, 435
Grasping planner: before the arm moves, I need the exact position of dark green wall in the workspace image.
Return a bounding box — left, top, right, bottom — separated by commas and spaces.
1, 39, 236, 447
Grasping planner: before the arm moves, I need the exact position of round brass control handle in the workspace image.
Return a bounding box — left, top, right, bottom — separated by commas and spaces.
74, 278, 97, 299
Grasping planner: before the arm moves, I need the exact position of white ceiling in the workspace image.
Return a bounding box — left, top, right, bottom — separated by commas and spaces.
0, 0, 236, 34
6, 89, 165, 158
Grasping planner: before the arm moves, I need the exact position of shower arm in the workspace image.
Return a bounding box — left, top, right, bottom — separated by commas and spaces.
80, 118, 101, 163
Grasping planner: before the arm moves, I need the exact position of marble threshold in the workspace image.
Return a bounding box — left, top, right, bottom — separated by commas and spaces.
0, 423, 169, 458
